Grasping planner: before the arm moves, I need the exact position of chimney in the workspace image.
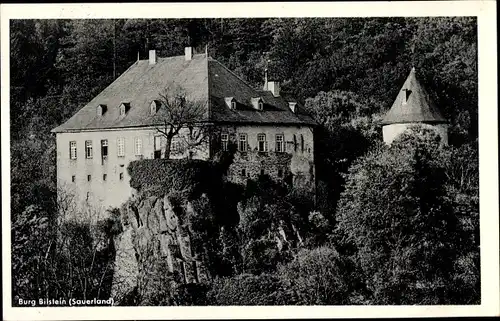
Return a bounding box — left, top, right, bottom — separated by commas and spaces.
149, 50, 156, 65
267, 81, 280, 97
185, 47, 193, 61
288, 102, 297, 113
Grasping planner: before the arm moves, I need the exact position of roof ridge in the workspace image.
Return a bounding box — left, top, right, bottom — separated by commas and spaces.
138, 53, 207, 62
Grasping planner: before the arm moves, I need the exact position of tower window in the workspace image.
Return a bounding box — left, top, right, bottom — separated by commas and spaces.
238, 134, 247, 152
85, 140, 93, 159
103, 174, 107, 181
257, 133, 267, 152
119, 172, 124, 181
71, 175, 76, 183
87, 174, 91, 182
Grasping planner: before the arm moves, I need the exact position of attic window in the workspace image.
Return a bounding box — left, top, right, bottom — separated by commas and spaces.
288, 102, 297, 113
251, 97, 264, 111
402, 89, 412, 105
225, 97, 237, 110
120, 102, 131, 116
150, 100, 161, 115
97, 104, 107, 117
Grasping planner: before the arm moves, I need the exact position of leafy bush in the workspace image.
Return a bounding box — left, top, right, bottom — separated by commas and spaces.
336, 128, 479, 304
208, 273, 294, 305
278, 246, 357, 305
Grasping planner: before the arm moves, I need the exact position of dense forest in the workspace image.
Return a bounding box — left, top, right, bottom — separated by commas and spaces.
11, 17, 479, 305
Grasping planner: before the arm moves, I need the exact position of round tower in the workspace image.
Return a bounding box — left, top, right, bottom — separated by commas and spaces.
381, 68, 448, 145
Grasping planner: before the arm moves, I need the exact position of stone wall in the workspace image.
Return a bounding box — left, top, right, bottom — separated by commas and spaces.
219, 124, 316, 192
382, 123, 448, 145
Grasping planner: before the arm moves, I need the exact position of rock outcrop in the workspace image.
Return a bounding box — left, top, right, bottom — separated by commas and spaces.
111, 193, 210, 304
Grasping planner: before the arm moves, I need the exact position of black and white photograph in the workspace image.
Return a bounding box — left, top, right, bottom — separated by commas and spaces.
1, 1, 498, 319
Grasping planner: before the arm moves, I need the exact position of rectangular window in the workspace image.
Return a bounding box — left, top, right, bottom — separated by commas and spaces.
101, 139, 108, 159
117, 138, 125, 157
171, 138, 181, 154
103, 174, 107, 181
71, 175, 76, 183
69, 141, 77, 160
257, 133, 267, 152
134, 137, 142, 156
238, 134, 247, 152
275, 134, 284, 153
154, 136, 162, 159
119, 172, 124, 181
221, 134, 229, 151
87, 174, 91, 182
85, 140, 93, 159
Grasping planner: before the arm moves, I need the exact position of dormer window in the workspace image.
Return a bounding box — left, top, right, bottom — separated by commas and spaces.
251, 97, 264, 111
150, 100, 161, 115
288, 102, 297, 113
120, 102, 131, 116
225, 97, 237, 110
96, 104, 107, 117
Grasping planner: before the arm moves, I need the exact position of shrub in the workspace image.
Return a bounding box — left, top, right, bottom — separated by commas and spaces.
278, 246, 355, 305
208, 273, 294, 305
336, 128, 478, 304
127, 159, 222, 199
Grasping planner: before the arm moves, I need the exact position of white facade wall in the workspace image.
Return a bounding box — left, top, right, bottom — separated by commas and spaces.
56, 124, 315, 215
382, 123, 448, 145
56, 127, 209, 212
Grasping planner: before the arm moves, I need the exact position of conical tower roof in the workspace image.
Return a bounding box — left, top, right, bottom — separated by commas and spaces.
381, 68, 447, 125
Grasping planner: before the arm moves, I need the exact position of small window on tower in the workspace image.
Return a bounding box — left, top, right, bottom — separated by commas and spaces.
71, 175, 76, 183
87, 175, 91, 182
103, 174, 107, 181
119, 172, 124, 181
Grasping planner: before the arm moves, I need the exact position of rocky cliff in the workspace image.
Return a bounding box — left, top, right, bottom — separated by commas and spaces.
111, 193, 211, 305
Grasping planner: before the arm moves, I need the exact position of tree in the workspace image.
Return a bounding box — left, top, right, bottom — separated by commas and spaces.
335, 126, 478, 304
155, 84, 209, 159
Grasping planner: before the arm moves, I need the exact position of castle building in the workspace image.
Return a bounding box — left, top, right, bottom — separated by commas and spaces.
52, 48, 316, 212
381, 67, 448, 144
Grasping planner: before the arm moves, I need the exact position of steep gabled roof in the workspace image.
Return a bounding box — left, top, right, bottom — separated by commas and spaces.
52, 53, 314, 133
381, 68, 447, 125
